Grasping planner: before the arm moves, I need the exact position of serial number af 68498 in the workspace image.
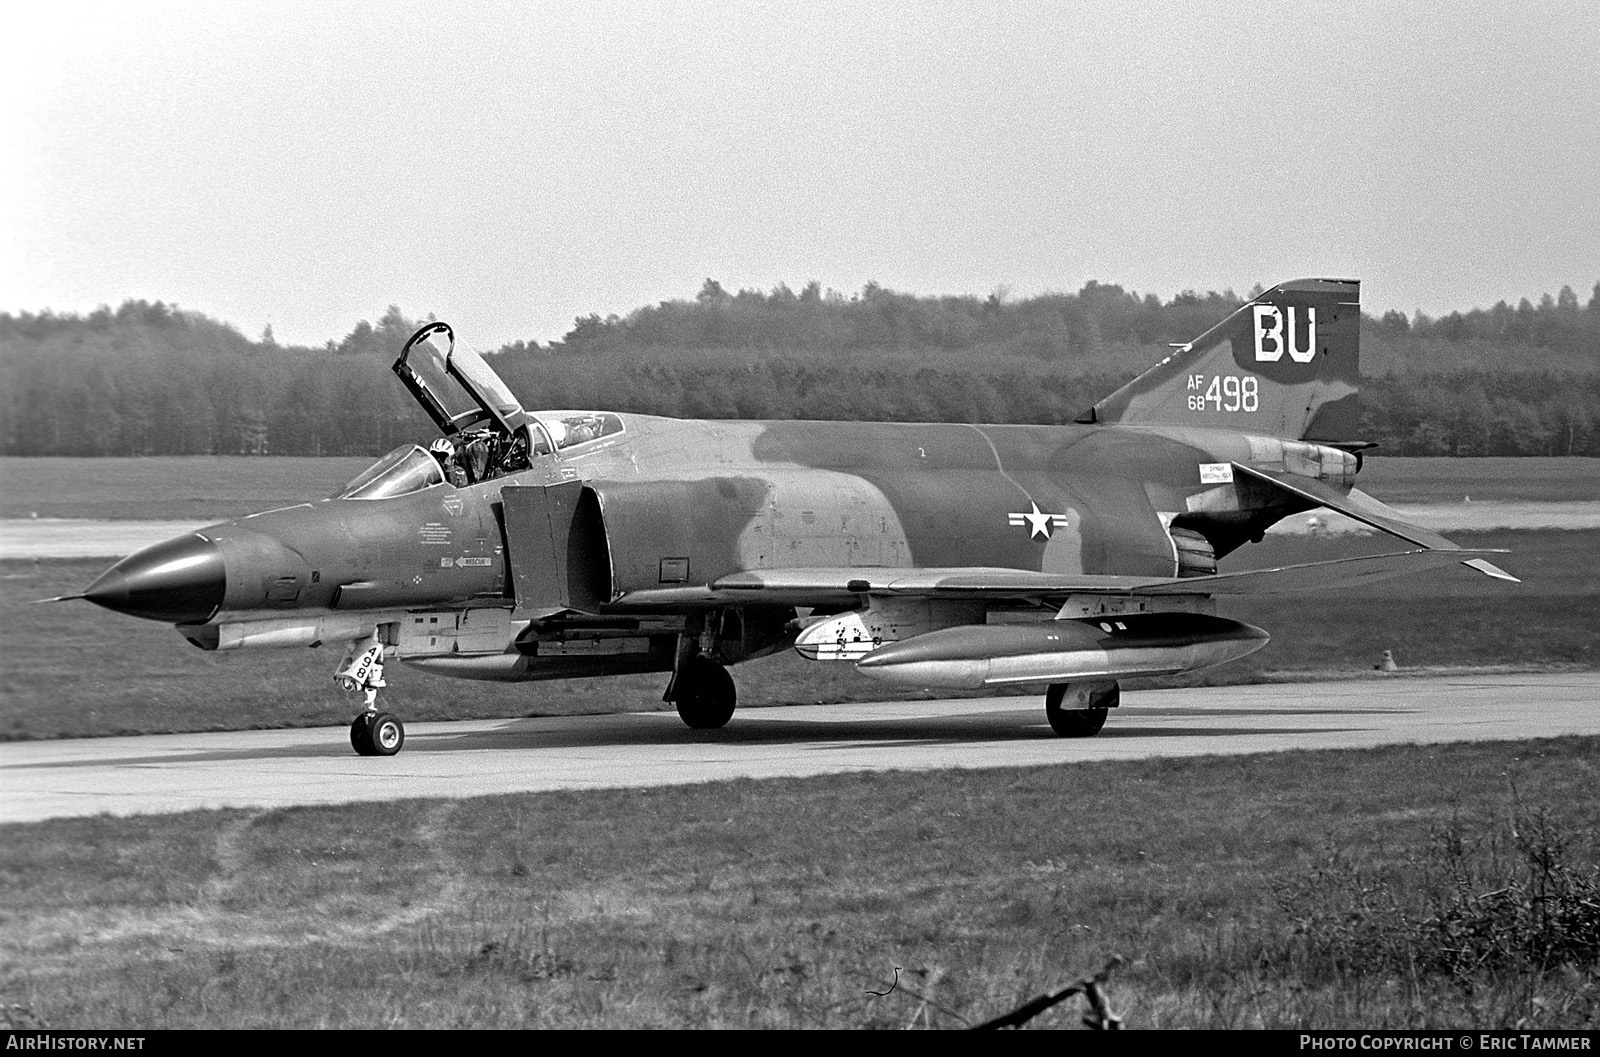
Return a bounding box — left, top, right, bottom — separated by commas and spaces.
1187, 373, 1259, 413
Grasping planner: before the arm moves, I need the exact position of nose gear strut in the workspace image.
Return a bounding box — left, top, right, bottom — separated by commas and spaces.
335, 633, 405, 756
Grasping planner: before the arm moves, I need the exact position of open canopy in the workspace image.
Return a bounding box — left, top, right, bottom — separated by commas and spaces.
393, 322, 529, 439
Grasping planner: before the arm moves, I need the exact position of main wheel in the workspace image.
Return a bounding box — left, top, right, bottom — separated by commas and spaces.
674, 656, 737, 730
1045, 681, 1118, 738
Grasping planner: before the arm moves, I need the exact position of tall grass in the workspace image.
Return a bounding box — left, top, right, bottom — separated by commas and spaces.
1277, 802, 1600, 1016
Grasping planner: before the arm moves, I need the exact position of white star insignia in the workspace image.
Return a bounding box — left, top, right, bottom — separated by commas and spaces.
1008, 501, 1070, 540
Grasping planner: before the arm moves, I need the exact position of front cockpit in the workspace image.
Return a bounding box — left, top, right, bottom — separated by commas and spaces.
391, 321, 543, 487
336, 444, 445, 499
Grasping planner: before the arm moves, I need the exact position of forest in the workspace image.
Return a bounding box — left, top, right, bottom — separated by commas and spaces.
2, 279, 1597, 457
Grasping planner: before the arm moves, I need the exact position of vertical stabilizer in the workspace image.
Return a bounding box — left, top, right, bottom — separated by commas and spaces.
1080, 278, 1361, 441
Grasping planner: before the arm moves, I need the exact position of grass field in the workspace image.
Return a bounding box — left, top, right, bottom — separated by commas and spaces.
1357, 455, 1600, 503
2, 737, 1596, 1028
0, 457, 373, 521
2, 455, 1598, 521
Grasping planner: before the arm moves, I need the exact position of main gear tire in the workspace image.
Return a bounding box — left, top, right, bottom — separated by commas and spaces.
1045, 681, 1118, 738
674, 656, 737, 730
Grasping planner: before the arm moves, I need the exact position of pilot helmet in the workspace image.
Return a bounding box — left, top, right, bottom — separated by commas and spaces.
429, 438, 452, 455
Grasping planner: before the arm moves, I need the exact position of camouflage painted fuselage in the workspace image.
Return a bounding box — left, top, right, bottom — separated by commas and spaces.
557, 415, 1340, 596
189, 413, 1346, 633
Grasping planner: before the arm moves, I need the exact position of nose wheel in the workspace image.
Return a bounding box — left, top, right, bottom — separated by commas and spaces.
351, 711, 406, 756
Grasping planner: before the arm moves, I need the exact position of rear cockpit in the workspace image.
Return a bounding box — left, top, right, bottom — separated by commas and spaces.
539, 410, 625, 451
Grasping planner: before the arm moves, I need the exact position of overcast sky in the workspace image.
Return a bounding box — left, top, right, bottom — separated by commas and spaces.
4, 0, 1597, 349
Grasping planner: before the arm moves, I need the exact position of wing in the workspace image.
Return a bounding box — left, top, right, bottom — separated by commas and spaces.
698, 547, 1515, 607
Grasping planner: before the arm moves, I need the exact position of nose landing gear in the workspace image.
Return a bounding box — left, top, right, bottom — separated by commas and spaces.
350, 711, 406, 756
336, 634, 406, 756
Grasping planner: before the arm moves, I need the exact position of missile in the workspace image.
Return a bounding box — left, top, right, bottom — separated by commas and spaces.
853, 612, 1269, 689
792, 611, 902, 662
793, 601, 988, 662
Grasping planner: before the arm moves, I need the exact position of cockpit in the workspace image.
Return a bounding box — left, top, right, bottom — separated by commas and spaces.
425, 423, 547, 489
542, 411, 624, 449
337, 445, 445, 500
340, 323, 631, 499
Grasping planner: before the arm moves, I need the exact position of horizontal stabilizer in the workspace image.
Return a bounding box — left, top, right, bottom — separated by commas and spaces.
1461, 557, 1522, 583
1233, 463, 1518, 582
1234, 464, 1450, 547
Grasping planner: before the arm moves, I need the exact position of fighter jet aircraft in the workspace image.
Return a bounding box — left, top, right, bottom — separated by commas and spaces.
61, 278, 1517, 755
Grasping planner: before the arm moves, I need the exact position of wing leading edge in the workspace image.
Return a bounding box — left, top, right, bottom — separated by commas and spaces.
704, 547, 1514, 606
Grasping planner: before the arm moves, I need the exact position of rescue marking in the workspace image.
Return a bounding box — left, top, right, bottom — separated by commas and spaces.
1009, 501, 1070, 540
1199, 463, 1235, 484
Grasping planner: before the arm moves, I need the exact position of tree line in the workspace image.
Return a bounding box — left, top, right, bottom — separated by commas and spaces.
2, 281, 1597, 458
563, 277, 1600, 371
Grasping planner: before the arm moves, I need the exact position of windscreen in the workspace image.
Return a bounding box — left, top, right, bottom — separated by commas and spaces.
336, 445, 445, 500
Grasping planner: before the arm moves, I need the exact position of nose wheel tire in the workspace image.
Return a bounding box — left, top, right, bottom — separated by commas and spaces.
673, 656, 737, 730
351, 712, 406, 756
1045, 681, 1117, 738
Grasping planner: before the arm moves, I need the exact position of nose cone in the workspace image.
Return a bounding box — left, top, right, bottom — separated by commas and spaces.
82, 534, 225, 624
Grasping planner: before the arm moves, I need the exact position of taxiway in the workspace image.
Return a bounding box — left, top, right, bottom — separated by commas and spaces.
2, 672, 1595, 824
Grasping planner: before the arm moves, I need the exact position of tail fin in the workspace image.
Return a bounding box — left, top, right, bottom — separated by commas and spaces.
1079, 278, 1361, 441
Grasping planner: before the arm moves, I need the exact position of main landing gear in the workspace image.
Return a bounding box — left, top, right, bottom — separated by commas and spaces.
1045, 680, 1119, 738
670, 654, 737, 730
